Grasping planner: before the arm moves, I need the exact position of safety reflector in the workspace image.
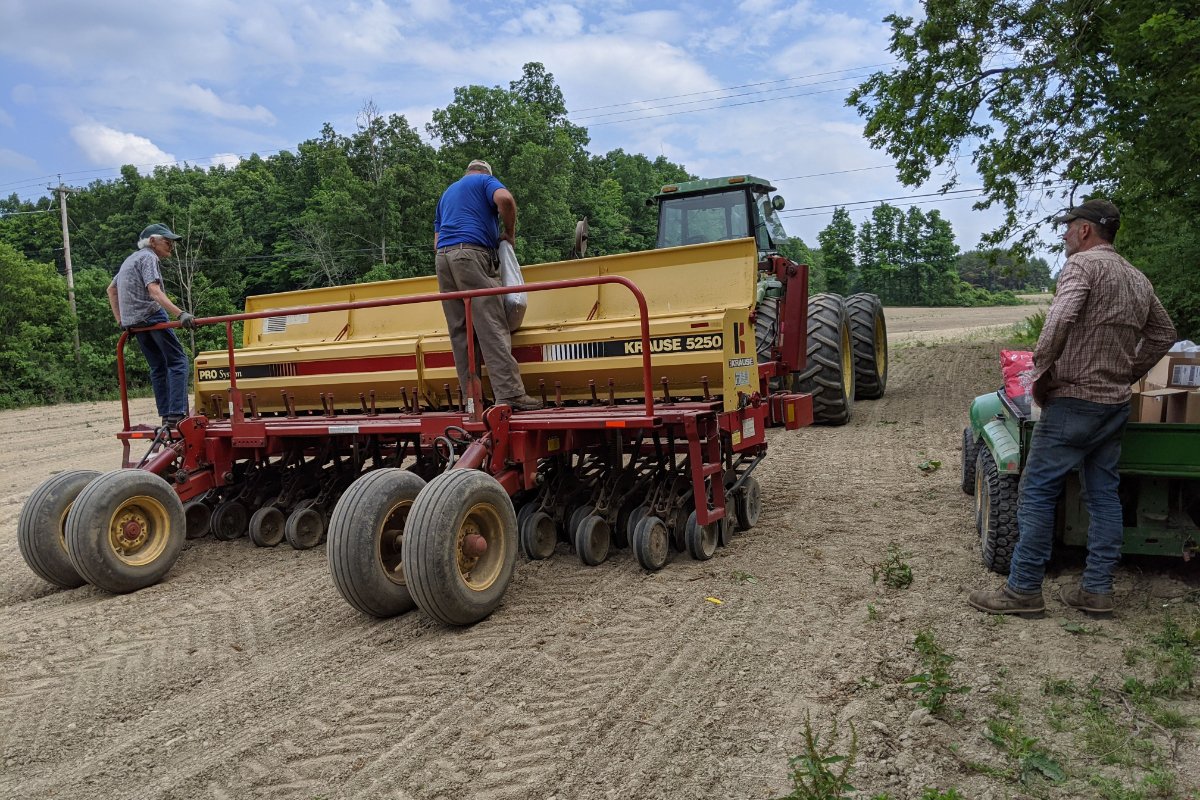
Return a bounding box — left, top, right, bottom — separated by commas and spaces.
605, 420, 627, 428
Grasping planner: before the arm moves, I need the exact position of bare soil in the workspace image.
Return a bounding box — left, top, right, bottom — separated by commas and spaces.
2, 303, 1198, 800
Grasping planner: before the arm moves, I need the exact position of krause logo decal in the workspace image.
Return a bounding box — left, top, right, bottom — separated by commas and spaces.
541, 334, 723, 361
728, 320, 754, 368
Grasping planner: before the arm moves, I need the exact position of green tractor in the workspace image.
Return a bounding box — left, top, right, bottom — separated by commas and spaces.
651, 175, 888, 424
963, 390, 1200, 572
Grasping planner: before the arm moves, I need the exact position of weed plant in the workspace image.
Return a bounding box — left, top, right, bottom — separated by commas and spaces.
905, 630, 969, 715
775, 715, 856, 800
872, 545, 913, 590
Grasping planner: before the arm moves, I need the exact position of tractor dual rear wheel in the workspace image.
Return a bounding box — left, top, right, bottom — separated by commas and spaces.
792, 293, 854, 425
18, 470, 100, 588
64, 469, 185, 593
846, 292, 888, 399
327, 469, 425, 618
404, 470, 518, 626
976, 448, 1019, 574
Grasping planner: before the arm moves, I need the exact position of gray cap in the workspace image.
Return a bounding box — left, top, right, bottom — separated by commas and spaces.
140, 223, 182, 241
466, 159, 493, 175
1052, 199, 1120, 228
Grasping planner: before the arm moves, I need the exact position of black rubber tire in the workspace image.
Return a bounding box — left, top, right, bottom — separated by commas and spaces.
327, 469, 425, 618
625, 505, 649, 547
182, 498, 212, 540
733, 476, 762, 530
718, 514, 733, 547
17, 469, 99, 588
404, 469, 518, 626
685, 511, 719, 561
285, 500, 325, 550
519, 510, 557, 560
633, 515, 670, 571
211, 500, 248, 541
248, 505, 285, 547
574, 515, 611, 566
976, 448, 1019, 574
755, 296, 780, 363
516, 499, 538, 534
792, 292, 854, 425
961, 427, 979, 496
64, 469, 185, 593
569, 504, 595, 542
846, 292, 888, 399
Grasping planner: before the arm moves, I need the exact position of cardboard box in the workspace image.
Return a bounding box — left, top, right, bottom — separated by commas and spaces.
1136, 388, 1190, 423
1187, 391, 1200, 424
1144, 356, 1200, 390
1165, 390, 1192, 424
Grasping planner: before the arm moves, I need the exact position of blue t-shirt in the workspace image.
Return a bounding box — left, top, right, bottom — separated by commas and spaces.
434, 172, 506, 249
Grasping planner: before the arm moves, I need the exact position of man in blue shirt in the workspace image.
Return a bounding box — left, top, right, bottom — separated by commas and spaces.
434, 160, 541, 411
107, 223, 196, 431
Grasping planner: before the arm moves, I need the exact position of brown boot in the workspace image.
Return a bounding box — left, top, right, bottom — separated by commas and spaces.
967, 584, 1045, 616
499, 394, 543, 411
1059, 586, 1114, 615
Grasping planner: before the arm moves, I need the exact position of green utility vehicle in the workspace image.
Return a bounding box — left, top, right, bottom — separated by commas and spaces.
962, 391, 1200, 573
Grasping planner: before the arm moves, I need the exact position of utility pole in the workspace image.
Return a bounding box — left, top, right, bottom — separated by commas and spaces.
51, 182, 82, 363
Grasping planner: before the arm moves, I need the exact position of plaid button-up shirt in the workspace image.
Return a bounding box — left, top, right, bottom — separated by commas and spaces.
1032, 243, 1176, 404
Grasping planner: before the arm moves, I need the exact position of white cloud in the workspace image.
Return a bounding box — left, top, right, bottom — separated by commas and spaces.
501, 4, 585, 36
206, 152, 243, 169
0, 147, 37, 171
70, 123, 175, 170
0, 107, 13, 128
174, 85, 276, 124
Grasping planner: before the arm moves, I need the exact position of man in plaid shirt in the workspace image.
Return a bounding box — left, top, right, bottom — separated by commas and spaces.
970, 199, 1176, 616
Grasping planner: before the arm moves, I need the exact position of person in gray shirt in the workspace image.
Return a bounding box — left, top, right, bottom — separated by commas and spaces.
107, 223, 196, 430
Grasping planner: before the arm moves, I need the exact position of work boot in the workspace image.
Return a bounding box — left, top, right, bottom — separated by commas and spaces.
499, 394, 543, 411
967, 584, 1046, 616
1059, 586, 1114, 615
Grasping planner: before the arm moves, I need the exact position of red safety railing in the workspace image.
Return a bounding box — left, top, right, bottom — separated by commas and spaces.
116, 275, 657, 430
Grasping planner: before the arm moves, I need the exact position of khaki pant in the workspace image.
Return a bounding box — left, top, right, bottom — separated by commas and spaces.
435, 246, 525, 400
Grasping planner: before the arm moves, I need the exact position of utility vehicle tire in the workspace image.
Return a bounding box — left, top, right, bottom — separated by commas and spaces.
404, 470, 518, 626
248, 505, 285, 547
327, 469, 425, 618
976, 448, 1019, 574
182, 498, 212, 540
733, 476, 762, 531
961, 428, 979, 496
574, 515, 611, 566
519, 510, 557, 561
285, 500, 325, 550
846, 292, 888, 399
755, 296, 780, 363
18, 470, 99, 588
792, 293, 854, 424
64, 469, 185, 593
632, 515, 670, 572
685, 511, 719, 561
211, 500, 248, 541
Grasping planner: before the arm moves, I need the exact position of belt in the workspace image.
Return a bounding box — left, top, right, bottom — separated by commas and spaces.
436, 243, 493, 254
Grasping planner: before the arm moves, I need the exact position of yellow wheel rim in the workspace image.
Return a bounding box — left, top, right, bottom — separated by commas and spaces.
840, 319, 854, 399
457, 502, 505, 591
874, 316, 887, 381
107, 495, 171, 567
377, 500, 413, 586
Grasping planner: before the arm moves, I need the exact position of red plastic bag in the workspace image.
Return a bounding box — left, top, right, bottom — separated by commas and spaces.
1000, 350, 1034, 400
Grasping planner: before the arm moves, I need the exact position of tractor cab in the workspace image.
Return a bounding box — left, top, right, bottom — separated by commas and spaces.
652, 175, 788, 260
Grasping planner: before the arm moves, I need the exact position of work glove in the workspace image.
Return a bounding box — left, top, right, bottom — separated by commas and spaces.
179, 312, 196, 329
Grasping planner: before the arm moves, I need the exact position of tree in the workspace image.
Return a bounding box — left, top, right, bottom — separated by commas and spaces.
849, 0, 1200, 336
816, 208, 856, 295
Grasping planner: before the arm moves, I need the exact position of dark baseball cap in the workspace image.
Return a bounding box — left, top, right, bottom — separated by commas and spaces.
1052, 199, 1120, 227
140, 223, 182, 240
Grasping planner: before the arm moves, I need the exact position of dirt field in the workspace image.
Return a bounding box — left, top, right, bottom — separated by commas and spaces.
3, 303, 1197, 800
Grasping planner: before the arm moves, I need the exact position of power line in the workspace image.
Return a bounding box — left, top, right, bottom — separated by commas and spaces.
584, 83, 859, 128
568, 63, 895, 114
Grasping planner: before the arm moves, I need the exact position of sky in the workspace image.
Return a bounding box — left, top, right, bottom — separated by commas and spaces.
0, 0, 1061, 265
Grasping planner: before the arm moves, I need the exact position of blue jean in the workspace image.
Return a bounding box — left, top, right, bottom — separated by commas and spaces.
132, 309, 190, 419
1008, 397, 1128, 595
